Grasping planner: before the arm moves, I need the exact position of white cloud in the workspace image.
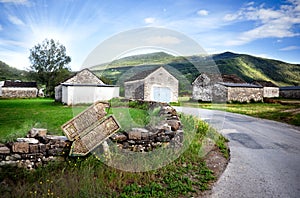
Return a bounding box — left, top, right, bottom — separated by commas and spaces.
197, 10, 209, 16
0, 0, 29, 5
8, 15, 25, 26
279, 45, 300, 51
223, 1, 300, 46
144, 17, 156, 24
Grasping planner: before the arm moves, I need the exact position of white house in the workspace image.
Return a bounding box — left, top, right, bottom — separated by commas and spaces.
55, 69, 119, 105
252, 80, 279, 98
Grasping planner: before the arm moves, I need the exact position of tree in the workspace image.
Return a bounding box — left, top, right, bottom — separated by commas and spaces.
29, 38, 71, 97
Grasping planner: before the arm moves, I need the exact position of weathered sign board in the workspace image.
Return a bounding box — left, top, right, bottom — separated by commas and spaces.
61, 102, 120, 156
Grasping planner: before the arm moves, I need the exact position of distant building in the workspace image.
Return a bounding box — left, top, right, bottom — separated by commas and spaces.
192, 73, 263, 102
252, 80, 279, 98
124, 67, 178, 103
55, 69, 119, 105
0, 81, 38, 98
279, 86, 300, 99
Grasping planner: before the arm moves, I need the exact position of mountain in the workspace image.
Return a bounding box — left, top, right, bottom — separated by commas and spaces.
91, 51, 300, 88
0, 61, 29, 81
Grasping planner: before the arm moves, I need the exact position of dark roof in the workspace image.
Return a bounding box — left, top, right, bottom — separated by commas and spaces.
280, 86, 300, 90
218, 82, 262, 88
252, 80, 278, 87
125, 67, 160, 82
3, 81, 37, 88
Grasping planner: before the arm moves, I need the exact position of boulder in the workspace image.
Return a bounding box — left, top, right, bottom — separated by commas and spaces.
12, 142, 29, 153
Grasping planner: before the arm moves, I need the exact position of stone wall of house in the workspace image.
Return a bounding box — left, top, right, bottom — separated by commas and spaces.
227, 87, 263, 102
124, 80, 144, 100
263, 87, 279, 98
144, 68, 178, 102
280, 90, 300, 99
0, 128, 70, 170
64, 69, 103, 84
1, 88, 38, 98
192, 85, 213, 101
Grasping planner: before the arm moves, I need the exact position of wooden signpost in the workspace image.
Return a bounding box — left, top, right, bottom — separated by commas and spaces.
61, 102, 120, 156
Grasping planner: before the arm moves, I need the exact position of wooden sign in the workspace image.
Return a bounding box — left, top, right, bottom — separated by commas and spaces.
61, 102, 120, 156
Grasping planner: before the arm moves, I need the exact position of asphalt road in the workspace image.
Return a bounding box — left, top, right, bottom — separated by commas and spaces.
174, 107, 300, 198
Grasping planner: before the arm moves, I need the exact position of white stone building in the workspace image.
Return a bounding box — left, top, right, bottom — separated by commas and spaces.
124, 67, 178, 103
0, 81, 38, 98
55, 69, 119, 105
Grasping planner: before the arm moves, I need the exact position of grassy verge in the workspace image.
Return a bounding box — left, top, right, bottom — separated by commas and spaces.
0, 109, 228, 197
176, 97, 300, 126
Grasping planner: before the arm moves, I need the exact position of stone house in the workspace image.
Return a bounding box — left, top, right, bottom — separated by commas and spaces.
124, 67, 178, 103
252, 80, 279, 98
55, 69, 119, 105
0, 81, 38, 98
279, 86, 300, 99
192, 73, 263, 102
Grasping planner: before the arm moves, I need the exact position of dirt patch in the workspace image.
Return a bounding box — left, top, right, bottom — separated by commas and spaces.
198, 144, 230, 197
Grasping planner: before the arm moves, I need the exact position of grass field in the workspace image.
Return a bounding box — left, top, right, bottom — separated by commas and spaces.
0, 98, 228, 197
175, 97, 300, 126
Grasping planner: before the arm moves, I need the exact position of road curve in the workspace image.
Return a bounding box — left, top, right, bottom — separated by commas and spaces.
174, 107, 300, 198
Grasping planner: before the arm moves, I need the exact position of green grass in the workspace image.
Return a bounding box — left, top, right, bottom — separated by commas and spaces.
178, 97, 300, 126
0, 109, 227, 197
0, 98, 74, 142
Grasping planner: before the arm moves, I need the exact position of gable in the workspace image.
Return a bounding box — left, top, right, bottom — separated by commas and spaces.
145, 67, 178, 83
63, 69, 104, 85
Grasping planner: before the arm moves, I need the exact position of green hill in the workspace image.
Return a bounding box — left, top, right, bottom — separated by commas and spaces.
0, 61, 29, 81
91, 51, 300, 89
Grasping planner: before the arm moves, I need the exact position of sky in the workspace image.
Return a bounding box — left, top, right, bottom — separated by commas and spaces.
0, 0, 300, 71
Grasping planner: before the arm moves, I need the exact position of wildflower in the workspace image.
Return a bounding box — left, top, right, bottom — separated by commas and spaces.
40, 181, 43, 185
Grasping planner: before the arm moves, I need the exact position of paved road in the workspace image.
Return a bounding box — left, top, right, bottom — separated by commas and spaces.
174, 107, 300, 198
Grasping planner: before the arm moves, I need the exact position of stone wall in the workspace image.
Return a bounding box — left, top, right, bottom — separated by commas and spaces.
124, 80, 144, 100
280, 89, 300, 99
1, 87, 38, 98
263, 87, 279, 98
0, 128, 70, 170
227, 87, 263, 102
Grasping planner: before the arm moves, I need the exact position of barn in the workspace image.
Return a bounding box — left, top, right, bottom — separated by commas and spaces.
55, 69, 119, 105
252, 80, 279, 98
0, 81, 38, 98
124, 67, 178, 103
279, 86, 300, 99
192, 73, 263, 102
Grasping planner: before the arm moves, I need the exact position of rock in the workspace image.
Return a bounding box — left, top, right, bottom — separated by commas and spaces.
166, 120, 181, 131
28, 128, 47, 137
17, 138, 39, 144
29, 144, 39, 153
12, 142, 29, 153
11, 154, 22, 160
38, 144, 46, 153
128, 131, 142, 140
0, 146, 10, 154
110, 133, 127, 142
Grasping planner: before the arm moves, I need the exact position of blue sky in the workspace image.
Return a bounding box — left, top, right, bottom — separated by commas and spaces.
0, 0, 299, 71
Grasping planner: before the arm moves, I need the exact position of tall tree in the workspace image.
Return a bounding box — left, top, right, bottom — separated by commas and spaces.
29, 38, 71, 97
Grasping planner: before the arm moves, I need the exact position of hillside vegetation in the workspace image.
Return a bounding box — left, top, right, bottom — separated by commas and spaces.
0, 61, 29, 81
92, 52, 300, 89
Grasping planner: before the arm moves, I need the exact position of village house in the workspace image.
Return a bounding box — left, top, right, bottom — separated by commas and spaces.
55, 69, 119, 105
192, 73, 263, 102
124, 67, 178, 103
252, 80, 279, 98
0, 80, 38, 98
279, 86, 300, 99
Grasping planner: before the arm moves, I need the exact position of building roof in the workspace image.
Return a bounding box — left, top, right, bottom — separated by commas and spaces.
218, 82, 262, 88
252, 80, 278, 87
193, 73, 246, 85
2, 81, 37, 88
125, 66, 162, 82
61, 69, 104, 85
279, 86, 300, 90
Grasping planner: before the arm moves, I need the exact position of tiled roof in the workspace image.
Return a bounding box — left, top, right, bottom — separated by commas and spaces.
218, 82, 262, 88
279, 86, 300, 90
3, 81, 37, 88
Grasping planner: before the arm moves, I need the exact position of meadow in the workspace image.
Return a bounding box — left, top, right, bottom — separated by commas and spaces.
0, 98, 228, 197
